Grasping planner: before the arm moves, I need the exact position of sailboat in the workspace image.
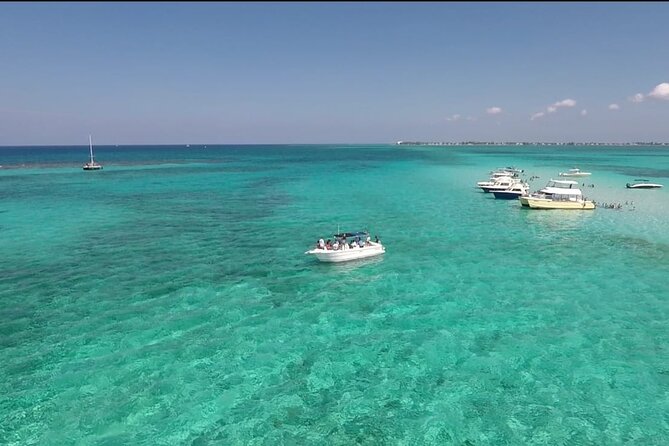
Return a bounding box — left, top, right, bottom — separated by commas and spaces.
82, 135, 103, 171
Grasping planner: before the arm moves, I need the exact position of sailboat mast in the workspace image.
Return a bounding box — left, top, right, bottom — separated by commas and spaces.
89, 135, 94, 162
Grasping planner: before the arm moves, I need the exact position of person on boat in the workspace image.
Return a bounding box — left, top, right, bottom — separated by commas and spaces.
332, 239, 339, 250
374, 235, 380, 244
365, 236, 371, 246
318, 238, 325, 250
326, 239, 332, 250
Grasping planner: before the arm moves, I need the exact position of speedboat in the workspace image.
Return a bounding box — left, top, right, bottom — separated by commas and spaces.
626, 179, 663, 189
492, 182, 529, 199
559, 168, 591, 177
520, 179, 594, 210
305, 231, 385, 263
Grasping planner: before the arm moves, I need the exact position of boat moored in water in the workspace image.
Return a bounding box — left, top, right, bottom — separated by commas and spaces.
492, 182, 529, 199
559, 168, 591, 177
476, 167, 522, 188
523, 193, 595, 210
82, 135, 103, 171
520, 179, 581, 207
626, 179, 663, 189
305, 231, 385, 263
520, 179, 594, 210
479, 176, 524, 193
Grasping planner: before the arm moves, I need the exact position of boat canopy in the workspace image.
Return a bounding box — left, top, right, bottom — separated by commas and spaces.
549, 179, 579, 185
333, 231, 369, 239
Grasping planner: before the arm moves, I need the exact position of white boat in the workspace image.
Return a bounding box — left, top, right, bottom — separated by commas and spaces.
523, 194, 595, 210
559, 168, 591, 177
476, 168, 521, 187
520, 179, 580, 206
305, 231, 385, 263
82, 135, 103, 171
520, 179, 594, 210
492, 182, 529, 199
479, 176, 523, 193
626, 179, 663, 189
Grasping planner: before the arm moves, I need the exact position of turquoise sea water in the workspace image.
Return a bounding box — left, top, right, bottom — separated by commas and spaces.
1, 144, 668, 445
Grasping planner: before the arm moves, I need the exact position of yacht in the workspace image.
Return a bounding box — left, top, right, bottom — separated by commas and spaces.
476, 168, 522, 188
479, 176, 523, 193
523, 193, 595, 210
559, 168, 591, 177
520, 179, 581, 207
492, 182, 529, 200
520, 179, 594, 210
305, 231, 385, 263
626, 179, 663, 189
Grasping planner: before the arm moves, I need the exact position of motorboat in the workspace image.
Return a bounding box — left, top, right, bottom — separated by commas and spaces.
476, 168, 522, 187
492, 182, 529, 199
305, 231, 385, 263
523, 193, 595, 210
626, 179, 663, 189
559, 168, 591, 177
479, 176, 523, 193
520, 179, 594, 210
519, 179, 582, 207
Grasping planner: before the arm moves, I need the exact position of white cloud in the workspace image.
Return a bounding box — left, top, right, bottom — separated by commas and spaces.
532, 98, 577, 120
648, 82, 669, 100
609, 103, 620, 110
581, 109, 587, 116
466, 116, 477, 121
630, 93, 644, 103
445, 114, 461, 122
553, 98, 576, 108
486, 106, 502, 115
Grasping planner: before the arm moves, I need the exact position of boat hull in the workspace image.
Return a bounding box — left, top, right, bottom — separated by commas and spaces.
519, 195, 532, 207
480, 185, 517, 193
626, 183, 663, 189
493, 191, 524, 200
525, 197, 595, 210
305, 243, 385, 263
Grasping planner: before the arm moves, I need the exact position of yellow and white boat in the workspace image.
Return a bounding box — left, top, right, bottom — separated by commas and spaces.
523, 194, 595, 210
520, 179, 595, 210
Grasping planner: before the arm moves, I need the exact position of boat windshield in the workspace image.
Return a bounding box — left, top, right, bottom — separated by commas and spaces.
551, 193, 582, 202
547, 179, 578, 189
333, 231, 369, 239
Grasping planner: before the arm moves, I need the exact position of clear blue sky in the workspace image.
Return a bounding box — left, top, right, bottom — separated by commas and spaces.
2, 2, 669, 145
